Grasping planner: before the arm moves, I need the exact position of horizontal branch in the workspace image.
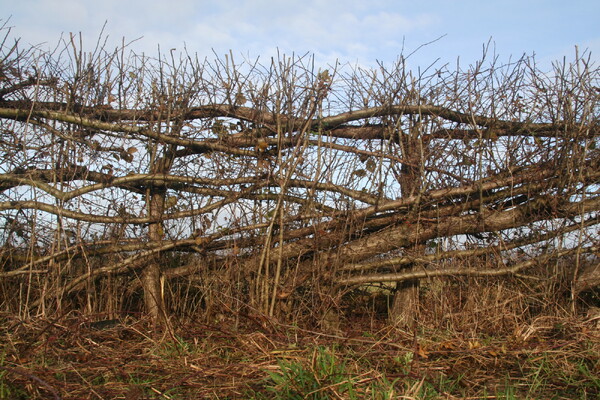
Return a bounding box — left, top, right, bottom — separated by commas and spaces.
337, 245, 599, 285
339, 215, 600, 273
2, 101, 597, 142
0, 184, 253, 223
0, 168, 269, 200
264, 164, 560, 261
331, 195, 600, 266
329, 124, 600, 141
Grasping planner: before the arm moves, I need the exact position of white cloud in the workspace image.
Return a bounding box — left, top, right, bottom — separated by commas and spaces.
3, 0, 436, 65
3, 0, 598, 71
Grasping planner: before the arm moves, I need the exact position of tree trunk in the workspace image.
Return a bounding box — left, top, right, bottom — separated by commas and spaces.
143, 185, 169, 327
389, 119, 426, 327
143, 142, 176, 326
141, 262, 164, 324
389, 278, 419, 327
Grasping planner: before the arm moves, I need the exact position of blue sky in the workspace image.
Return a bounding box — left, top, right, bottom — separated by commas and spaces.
3, 0, 599, 71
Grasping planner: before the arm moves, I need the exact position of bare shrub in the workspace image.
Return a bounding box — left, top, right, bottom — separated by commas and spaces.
0, 26, 598, 330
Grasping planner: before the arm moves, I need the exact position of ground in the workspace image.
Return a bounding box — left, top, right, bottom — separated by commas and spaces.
1, 310, 598, 399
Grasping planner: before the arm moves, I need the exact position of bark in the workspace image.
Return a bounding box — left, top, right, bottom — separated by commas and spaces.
143, 196, 168, 326
142, 148, 175, 327
141, 262, 164, 324
389, 122, 425, 327
389, 279, 419, 328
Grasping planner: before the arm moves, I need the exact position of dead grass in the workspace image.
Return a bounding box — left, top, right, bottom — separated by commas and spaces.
1, 281, 598, 400
1, 263, 598, 399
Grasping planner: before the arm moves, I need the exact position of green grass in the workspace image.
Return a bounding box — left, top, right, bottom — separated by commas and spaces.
1, 313, 598, 399
248, 346, 398, 399
0, 352, 29, 400
243, 341, 599, 400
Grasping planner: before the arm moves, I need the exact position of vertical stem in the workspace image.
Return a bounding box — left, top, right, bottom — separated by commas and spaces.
390, 114, 427, 328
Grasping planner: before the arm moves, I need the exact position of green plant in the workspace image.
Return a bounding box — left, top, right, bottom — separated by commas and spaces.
154, 336, 193, 359
257, 347, 351, 399
0, 354, 28, 400
252, 346, 402, 400
393, 352, 414, 375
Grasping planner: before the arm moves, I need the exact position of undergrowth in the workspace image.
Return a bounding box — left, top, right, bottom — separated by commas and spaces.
0, 274, 598, 399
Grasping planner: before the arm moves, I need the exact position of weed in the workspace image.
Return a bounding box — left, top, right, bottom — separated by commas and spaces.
0, 353, 29, 400
252, 346, 397, 399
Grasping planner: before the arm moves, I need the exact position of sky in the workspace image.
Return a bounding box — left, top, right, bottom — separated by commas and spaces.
2, 0, 599, 72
